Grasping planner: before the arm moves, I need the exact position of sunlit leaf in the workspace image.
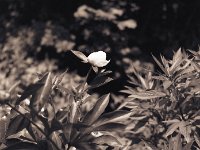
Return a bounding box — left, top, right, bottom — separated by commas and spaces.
152, 54, 168, 75
82, 94, 110, 125
173, 134, 182, 150
164, 121, 180, 137
91, 135, 121, 146
53, 69, 68, 87
179, 121, 191, 143
49, 132, 63, 150
129, 90, 166, 100
169, 48, 183, 74
163, 80, 172, 90
71, 50, 88, 63
183, 140, 193, 150
94, 110, 131, 126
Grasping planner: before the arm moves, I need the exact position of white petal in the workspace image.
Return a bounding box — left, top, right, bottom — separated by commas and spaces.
87, 51, 109, 67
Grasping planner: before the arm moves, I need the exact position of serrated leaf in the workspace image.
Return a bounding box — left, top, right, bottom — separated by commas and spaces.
91, 135, 121, 146
6, 114, 30, 137
82, 94, 110, 125
94, 110, 131, 126
71, 50, 88, 63
129, 90, 166, 100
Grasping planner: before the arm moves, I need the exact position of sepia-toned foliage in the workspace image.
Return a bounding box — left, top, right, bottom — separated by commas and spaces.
121, 49, 200, 149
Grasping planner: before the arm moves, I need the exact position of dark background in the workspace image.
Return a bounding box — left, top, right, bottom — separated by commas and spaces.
1, 0, 200, 94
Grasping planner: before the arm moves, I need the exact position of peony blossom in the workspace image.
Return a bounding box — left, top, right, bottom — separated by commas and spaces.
87, 51, 110, 67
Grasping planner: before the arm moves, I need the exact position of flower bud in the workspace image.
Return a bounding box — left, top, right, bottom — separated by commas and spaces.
87, 51, 110, 67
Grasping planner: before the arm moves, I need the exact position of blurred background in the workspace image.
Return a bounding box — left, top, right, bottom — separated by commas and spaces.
1, 0, 200, 106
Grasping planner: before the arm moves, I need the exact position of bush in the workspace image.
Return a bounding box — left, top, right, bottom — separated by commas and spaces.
1, 49, 200, 150
0, 50, 131, 150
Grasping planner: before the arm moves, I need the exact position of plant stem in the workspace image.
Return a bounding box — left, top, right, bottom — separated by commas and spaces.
82, 67, 92, 91
6, 102, 60, 150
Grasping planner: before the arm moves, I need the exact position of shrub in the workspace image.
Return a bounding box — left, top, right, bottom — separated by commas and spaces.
0, 50, 131, 150
122, 48, 200, 149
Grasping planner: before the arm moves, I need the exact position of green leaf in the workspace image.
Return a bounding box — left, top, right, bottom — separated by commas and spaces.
129, 90, 166, 100
71, 50, 88, 63
82, 94, 110, 125
6, 114, 30, 137
30, 72, 52, 113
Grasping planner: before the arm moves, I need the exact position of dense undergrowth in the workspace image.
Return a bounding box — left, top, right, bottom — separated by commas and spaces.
0, 49, 200, 150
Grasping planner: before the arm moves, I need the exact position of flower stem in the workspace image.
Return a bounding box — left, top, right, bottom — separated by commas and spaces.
82, 67, 92, 91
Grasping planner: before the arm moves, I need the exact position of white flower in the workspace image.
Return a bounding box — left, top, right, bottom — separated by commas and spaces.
87, 51, 110, 67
